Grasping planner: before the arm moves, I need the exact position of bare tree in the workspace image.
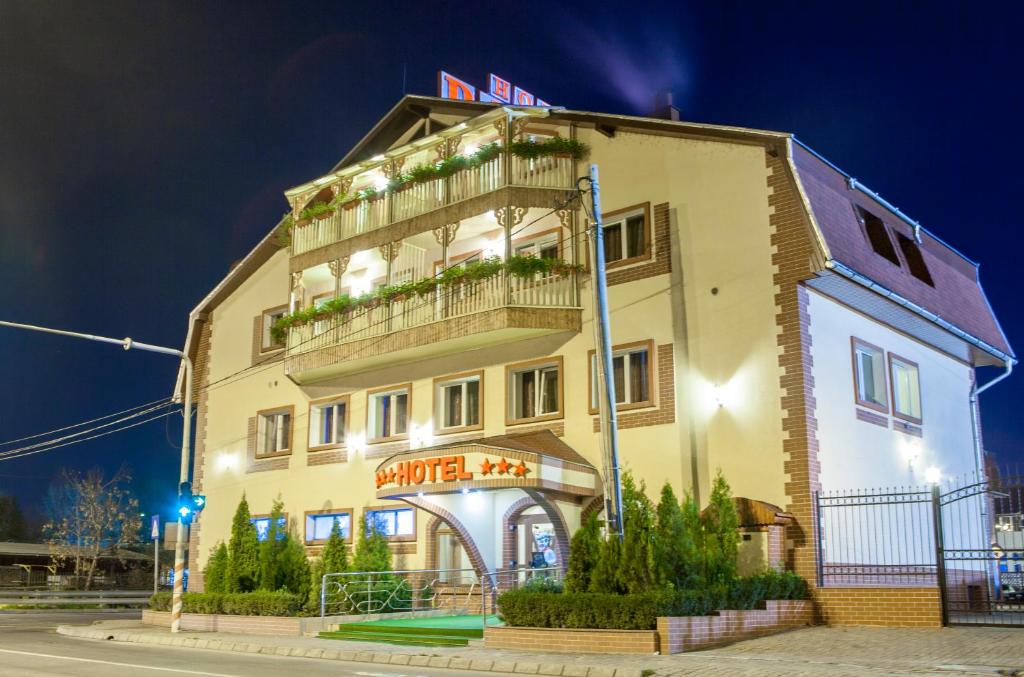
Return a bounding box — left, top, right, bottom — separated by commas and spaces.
43, 465, 141, 589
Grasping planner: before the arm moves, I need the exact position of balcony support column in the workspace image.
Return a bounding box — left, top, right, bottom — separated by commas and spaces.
289, 272, 303, 313
559, 208, 579, 307
329, 257, 349, 300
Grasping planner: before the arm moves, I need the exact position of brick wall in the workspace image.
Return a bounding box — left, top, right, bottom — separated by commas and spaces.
142, 609, 303, 635
657, 600, 812, 654
814, 587, 941, 627
187, 317, 213, 592
484, 625, 659, 654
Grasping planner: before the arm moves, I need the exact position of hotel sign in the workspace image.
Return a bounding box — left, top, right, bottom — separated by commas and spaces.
438, 71, 551, 107
375, 451, 533, 491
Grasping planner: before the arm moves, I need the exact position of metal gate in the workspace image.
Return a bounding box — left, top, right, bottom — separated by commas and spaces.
939, 467, 1024, 626
815, 466, 1024, 627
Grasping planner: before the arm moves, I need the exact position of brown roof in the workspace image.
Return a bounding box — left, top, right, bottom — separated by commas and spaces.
793, 144, 1013, 359
429, 429, 594, 468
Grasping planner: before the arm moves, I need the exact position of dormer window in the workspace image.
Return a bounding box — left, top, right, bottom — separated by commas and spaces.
856, 206, 901, 267
895, 232, 934, 286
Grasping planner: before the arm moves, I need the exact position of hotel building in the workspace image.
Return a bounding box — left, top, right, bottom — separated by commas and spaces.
176, 91, 1013, 622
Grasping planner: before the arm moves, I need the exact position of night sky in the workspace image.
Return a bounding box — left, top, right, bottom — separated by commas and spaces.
1, 1, 1021, 529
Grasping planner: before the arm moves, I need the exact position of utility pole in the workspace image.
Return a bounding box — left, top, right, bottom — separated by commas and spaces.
0, 320, 193, 632
584, 165, 624, 541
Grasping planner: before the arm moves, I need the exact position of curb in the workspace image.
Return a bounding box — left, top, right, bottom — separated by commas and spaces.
56, 624, 647, 677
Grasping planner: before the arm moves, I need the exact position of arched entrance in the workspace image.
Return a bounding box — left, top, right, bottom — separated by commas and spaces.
375, 430, 599, 577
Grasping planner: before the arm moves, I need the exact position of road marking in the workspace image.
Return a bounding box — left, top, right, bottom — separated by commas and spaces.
0, 648, 242, 676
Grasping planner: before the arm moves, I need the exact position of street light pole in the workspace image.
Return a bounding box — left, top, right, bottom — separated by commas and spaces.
0, 319, 193, 633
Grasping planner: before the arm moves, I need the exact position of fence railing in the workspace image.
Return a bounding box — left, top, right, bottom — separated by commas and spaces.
320, 566, 564, 620
288, 270, 577, 358
291, 154, 573, 255
815, 485, 938, 587
0, 589, 152, 607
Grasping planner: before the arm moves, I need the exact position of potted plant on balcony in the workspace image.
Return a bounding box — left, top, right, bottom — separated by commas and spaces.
301, 201, 335, 222
413, 277, 439, 298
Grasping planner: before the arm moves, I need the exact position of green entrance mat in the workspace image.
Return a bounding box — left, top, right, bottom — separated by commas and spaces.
318, 614, 502, 647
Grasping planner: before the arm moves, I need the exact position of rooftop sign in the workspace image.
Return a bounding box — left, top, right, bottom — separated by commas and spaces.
438, 71, 551, 107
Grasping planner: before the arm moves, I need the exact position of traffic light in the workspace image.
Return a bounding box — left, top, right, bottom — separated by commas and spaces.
177, 481, 194, 523
191, 493, 206, 514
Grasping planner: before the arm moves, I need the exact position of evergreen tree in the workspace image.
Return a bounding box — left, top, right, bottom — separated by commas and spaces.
564, 512, 601, 593
227, 493, 260, 592
351, 514, 392, 573
679, 491, 705, 588
0, 495, 28, 541
701, 471, 740, 585
654, 482, 689, 589
258, 499, 288, 591
321, 519, 350, 574
279, 533, 311, 599
617, 472, 656, 593
203, 542, 230, 593
588, 530, 623, 593
306, 556, 325, 613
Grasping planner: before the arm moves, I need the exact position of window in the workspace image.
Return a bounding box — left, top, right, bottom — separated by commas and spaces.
889, 354, 922, 423
257, 407, 293, 456
261, 306, 288, 351
368, 385, 410, 441
435, 372, 483, 432
365, 507, 415, 540
851, 339, 888, 412
305, 511, 351, 544
601, 204, 650, 266
309, 397, 348, 450
895, 233, 934, 286
856, 206, 901, 266
251, 515, 287, 542
507, 358, 562, 423
589, 342, 653, 412
514, 231, 560, 260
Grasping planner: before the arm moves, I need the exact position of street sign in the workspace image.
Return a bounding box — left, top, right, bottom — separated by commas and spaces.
150, 514, 161, 540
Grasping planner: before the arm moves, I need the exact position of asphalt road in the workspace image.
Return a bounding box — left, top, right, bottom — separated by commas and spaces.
0, 610, 505, 676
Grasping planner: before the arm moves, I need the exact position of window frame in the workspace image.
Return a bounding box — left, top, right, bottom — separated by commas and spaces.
260, 304, 289, 353
307, 395, 350, 452
366, 383, 412, 443
255, 405, 294, 458
888, 352, 923, 425
587, 340, 656, 414
433, 370, 485, 434
850, 338, 889, 414
511, 227, 563, 261
600, 202, 652, 269
505, 356, 565, 426
303, 508, 354, 545
363, 506, 417, 543
251, 513, 288, 542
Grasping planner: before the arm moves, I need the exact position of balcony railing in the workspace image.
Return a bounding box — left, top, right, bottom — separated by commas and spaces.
287, 270, 578, 359
291, 154, 574, 256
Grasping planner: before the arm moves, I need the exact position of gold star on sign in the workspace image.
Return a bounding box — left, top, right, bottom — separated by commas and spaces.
386, 468, 396, 484
496, 458, 510, 475
480, 458, 494, 475
514, 461, 530, 477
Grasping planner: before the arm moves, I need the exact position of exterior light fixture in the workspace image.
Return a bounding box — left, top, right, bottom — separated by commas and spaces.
925, 466, 942, 485
461, 486, 470, 495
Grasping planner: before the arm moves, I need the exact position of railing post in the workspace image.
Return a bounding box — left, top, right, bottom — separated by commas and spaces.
814, 490, 825, 587
321, 572, 327, 618
931, 483, 950, 626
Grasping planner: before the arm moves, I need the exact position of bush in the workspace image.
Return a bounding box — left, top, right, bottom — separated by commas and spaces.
520, 575, 564, 594
147, 591, 303, 616
497, 573, 809, 629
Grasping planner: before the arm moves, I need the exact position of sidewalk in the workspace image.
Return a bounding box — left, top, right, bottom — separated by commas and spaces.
58, 620, 1024, 676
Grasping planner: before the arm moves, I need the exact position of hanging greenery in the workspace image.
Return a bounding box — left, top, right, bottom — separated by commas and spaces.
271, 254, 584, 343
275, 213, 294, 248
509, 136, 589, 161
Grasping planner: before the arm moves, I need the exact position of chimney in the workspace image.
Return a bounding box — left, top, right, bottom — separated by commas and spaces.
650, 91, 681, 121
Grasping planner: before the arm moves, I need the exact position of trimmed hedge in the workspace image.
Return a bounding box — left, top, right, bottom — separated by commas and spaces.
148, 591, 303, 617
497, 571, 808, 630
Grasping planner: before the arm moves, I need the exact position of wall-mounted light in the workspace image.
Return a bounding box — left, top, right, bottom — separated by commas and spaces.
461, 486, 470, 495
463, 144, 477, 156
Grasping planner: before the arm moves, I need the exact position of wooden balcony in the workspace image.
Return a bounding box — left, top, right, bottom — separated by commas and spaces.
290, 154, 575, 257
284, 271, 582, 383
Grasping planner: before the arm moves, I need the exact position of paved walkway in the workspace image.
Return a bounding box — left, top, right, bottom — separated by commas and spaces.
58, 620, 1024, 677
